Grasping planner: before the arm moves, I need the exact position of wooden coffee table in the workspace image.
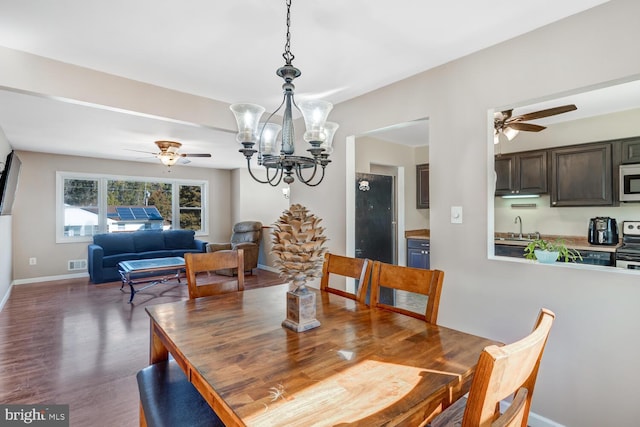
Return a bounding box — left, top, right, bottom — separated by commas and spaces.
118, 257, 185, 303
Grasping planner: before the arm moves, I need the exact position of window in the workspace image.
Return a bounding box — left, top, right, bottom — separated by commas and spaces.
57, 172, 207, 242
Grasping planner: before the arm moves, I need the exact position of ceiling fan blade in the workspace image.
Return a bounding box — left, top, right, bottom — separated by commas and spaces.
182, 153, 211, 158
508, 123, 546, 132
126, 149, 157, 155
510, 104, 577, 122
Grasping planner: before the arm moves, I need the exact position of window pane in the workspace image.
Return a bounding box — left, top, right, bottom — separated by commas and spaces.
63, 179, 99, 237
107, 180, 172, 232
179, 185, 202, 230
179, 185, 201, 207
180, 208, 202, 230
59, 174, 206, 240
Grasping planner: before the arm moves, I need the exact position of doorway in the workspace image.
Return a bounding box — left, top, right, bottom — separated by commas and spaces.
354, 173, 396, 263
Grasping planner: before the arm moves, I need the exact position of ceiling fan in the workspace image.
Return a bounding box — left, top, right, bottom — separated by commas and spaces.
494, 104, 577, 144
142, 140, 211, 166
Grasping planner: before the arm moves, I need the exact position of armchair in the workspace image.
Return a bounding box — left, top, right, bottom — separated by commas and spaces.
207, 221, 262, 275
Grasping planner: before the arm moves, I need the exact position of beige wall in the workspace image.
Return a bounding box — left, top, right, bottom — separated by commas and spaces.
230, 168, 289, 269
11, 151, 233, 281
291, 1, 640, 425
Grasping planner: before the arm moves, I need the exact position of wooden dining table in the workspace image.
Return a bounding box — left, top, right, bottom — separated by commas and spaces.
145, 284, 500, 426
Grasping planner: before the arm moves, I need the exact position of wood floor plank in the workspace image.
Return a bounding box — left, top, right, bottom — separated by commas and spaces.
0, 269, 283, 426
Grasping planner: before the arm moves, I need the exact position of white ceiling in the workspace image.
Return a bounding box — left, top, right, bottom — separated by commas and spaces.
0, 0, 611, 169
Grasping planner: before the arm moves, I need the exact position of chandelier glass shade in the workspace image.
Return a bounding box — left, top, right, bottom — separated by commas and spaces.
230, 0, 338, 186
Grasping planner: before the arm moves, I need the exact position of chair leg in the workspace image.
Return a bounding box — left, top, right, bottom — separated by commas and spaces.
139, 402, 147, 427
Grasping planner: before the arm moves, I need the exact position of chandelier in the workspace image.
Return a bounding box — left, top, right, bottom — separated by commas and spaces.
230, 0, 338, 187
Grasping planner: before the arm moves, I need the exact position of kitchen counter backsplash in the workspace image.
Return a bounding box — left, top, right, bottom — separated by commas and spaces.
494, 232, 620, 253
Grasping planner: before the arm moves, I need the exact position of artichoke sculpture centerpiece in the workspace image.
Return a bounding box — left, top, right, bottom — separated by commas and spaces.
272, 203, 327, 290
272, 204, 327, 332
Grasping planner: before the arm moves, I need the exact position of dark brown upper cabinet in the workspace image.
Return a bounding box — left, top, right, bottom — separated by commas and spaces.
550, 142, 613, 206
620, 136, 640, 164
416, 163, 429, 209
495, 150, 547, 196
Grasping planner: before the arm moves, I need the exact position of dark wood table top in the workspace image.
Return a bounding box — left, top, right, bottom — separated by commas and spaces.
145, 284, 499, 427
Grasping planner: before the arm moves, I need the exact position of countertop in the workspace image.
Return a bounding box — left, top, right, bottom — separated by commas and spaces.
406, 229, 619, 252
494, 233, 620, 253
406, 229, 430, 240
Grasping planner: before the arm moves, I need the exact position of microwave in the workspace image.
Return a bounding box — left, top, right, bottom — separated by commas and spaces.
620, 164, 640, 202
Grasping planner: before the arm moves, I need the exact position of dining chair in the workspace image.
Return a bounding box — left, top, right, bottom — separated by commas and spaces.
370, 261, 444, 324
184, 249, 245, 299
427, 308, 555, 427
137, 251, 247, 426
136, 359, 225, 427
320, 252, 373, 304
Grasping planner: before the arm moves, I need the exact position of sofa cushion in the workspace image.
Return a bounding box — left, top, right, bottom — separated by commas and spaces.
103, 253, 141, 268
94, 233, 135, 256
133, 231, 166, 252
168, 248, 202, 257
164, 230, 195, 249
138, 250, 174, 260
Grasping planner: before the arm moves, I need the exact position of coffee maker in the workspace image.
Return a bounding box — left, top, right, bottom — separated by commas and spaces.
588, 217, 619, 245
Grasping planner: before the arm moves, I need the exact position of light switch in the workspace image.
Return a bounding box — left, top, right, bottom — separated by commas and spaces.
451, 206, 463, 224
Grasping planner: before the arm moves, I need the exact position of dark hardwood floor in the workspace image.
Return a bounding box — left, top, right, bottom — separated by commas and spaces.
0, 269, 283, 427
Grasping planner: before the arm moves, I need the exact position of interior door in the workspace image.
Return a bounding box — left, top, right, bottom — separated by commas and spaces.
355, 173, 395, 304
355, 173, 395, 263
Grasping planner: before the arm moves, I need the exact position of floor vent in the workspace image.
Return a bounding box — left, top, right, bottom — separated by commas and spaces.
68, 259, 87, 271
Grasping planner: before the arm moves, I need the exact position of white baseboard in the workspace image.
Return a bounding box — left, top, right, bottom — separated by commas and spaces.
257, 264, 279, 274
13, 266, 280, 286
0, 285, 13, 312
500, 401, 565, 427
12, 272, 89, 285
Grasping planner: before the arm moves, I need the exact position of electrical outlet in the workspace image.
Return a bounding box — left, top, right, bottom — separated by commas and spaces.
29, 257, 37, 265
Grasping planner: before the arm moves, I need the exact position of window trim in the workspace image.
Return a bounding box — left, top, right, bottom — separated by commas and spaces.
56, 171, 208, 243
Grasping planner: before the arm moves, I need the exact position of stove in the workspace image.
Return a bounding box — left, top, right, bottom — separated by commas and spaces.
615, 221, 640, 269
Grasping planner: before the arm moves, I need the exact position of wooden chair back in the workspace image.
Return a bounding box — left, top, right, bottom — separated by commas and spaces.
491, 388, 528, 427
461, 308, 554, 426
320, 253, 372, 304
184, 250, 244, 299
370, 261, 444, 324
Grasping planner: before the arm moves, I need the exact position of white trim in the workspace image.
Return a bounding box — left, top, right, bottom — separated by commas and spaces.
257, 264, 279, 274
499, 401, 565, 427
12, 272, 89, 285
0, 284, 13, 312
396, 166, 406, 266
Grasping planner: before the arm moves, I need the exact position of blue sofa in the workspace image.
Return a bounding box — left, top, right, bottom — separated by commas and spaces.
88, 230, 207, 284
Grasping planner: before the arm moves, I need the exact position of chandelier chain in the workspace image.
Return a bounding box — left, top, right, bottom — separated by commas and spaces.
282, 0, 295, 64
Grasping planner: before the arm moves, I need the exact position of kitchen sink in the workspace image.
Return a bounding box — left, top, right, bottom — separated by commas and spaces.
496, 237, 533, 243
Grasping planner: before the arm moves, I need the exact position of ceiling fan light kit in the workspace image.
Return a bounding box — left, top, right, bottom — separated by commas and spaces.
153, 140, 211, 167
494, 104, 577, 144
230, 0, 338, 187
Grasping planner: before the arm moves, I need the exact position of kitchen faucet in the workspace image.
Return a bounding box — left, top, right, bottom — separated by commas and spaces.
515, 216, 523, 239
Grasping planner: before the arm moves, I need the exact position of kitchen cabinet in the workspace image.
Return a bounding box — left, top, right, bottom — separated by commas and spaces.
620, 136, 640, 164
416, 163, 429, 209
495, 244, 614, 266
575, 250, 614, 266
407, 238, 430, 269
550, 142, 613, 206
494, 244, 526, 258
494, 150, 547, 196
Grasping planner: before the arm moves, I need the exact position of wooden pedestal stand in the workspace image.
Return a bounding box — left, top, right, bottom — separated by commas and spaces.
282, 286, 320, 332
